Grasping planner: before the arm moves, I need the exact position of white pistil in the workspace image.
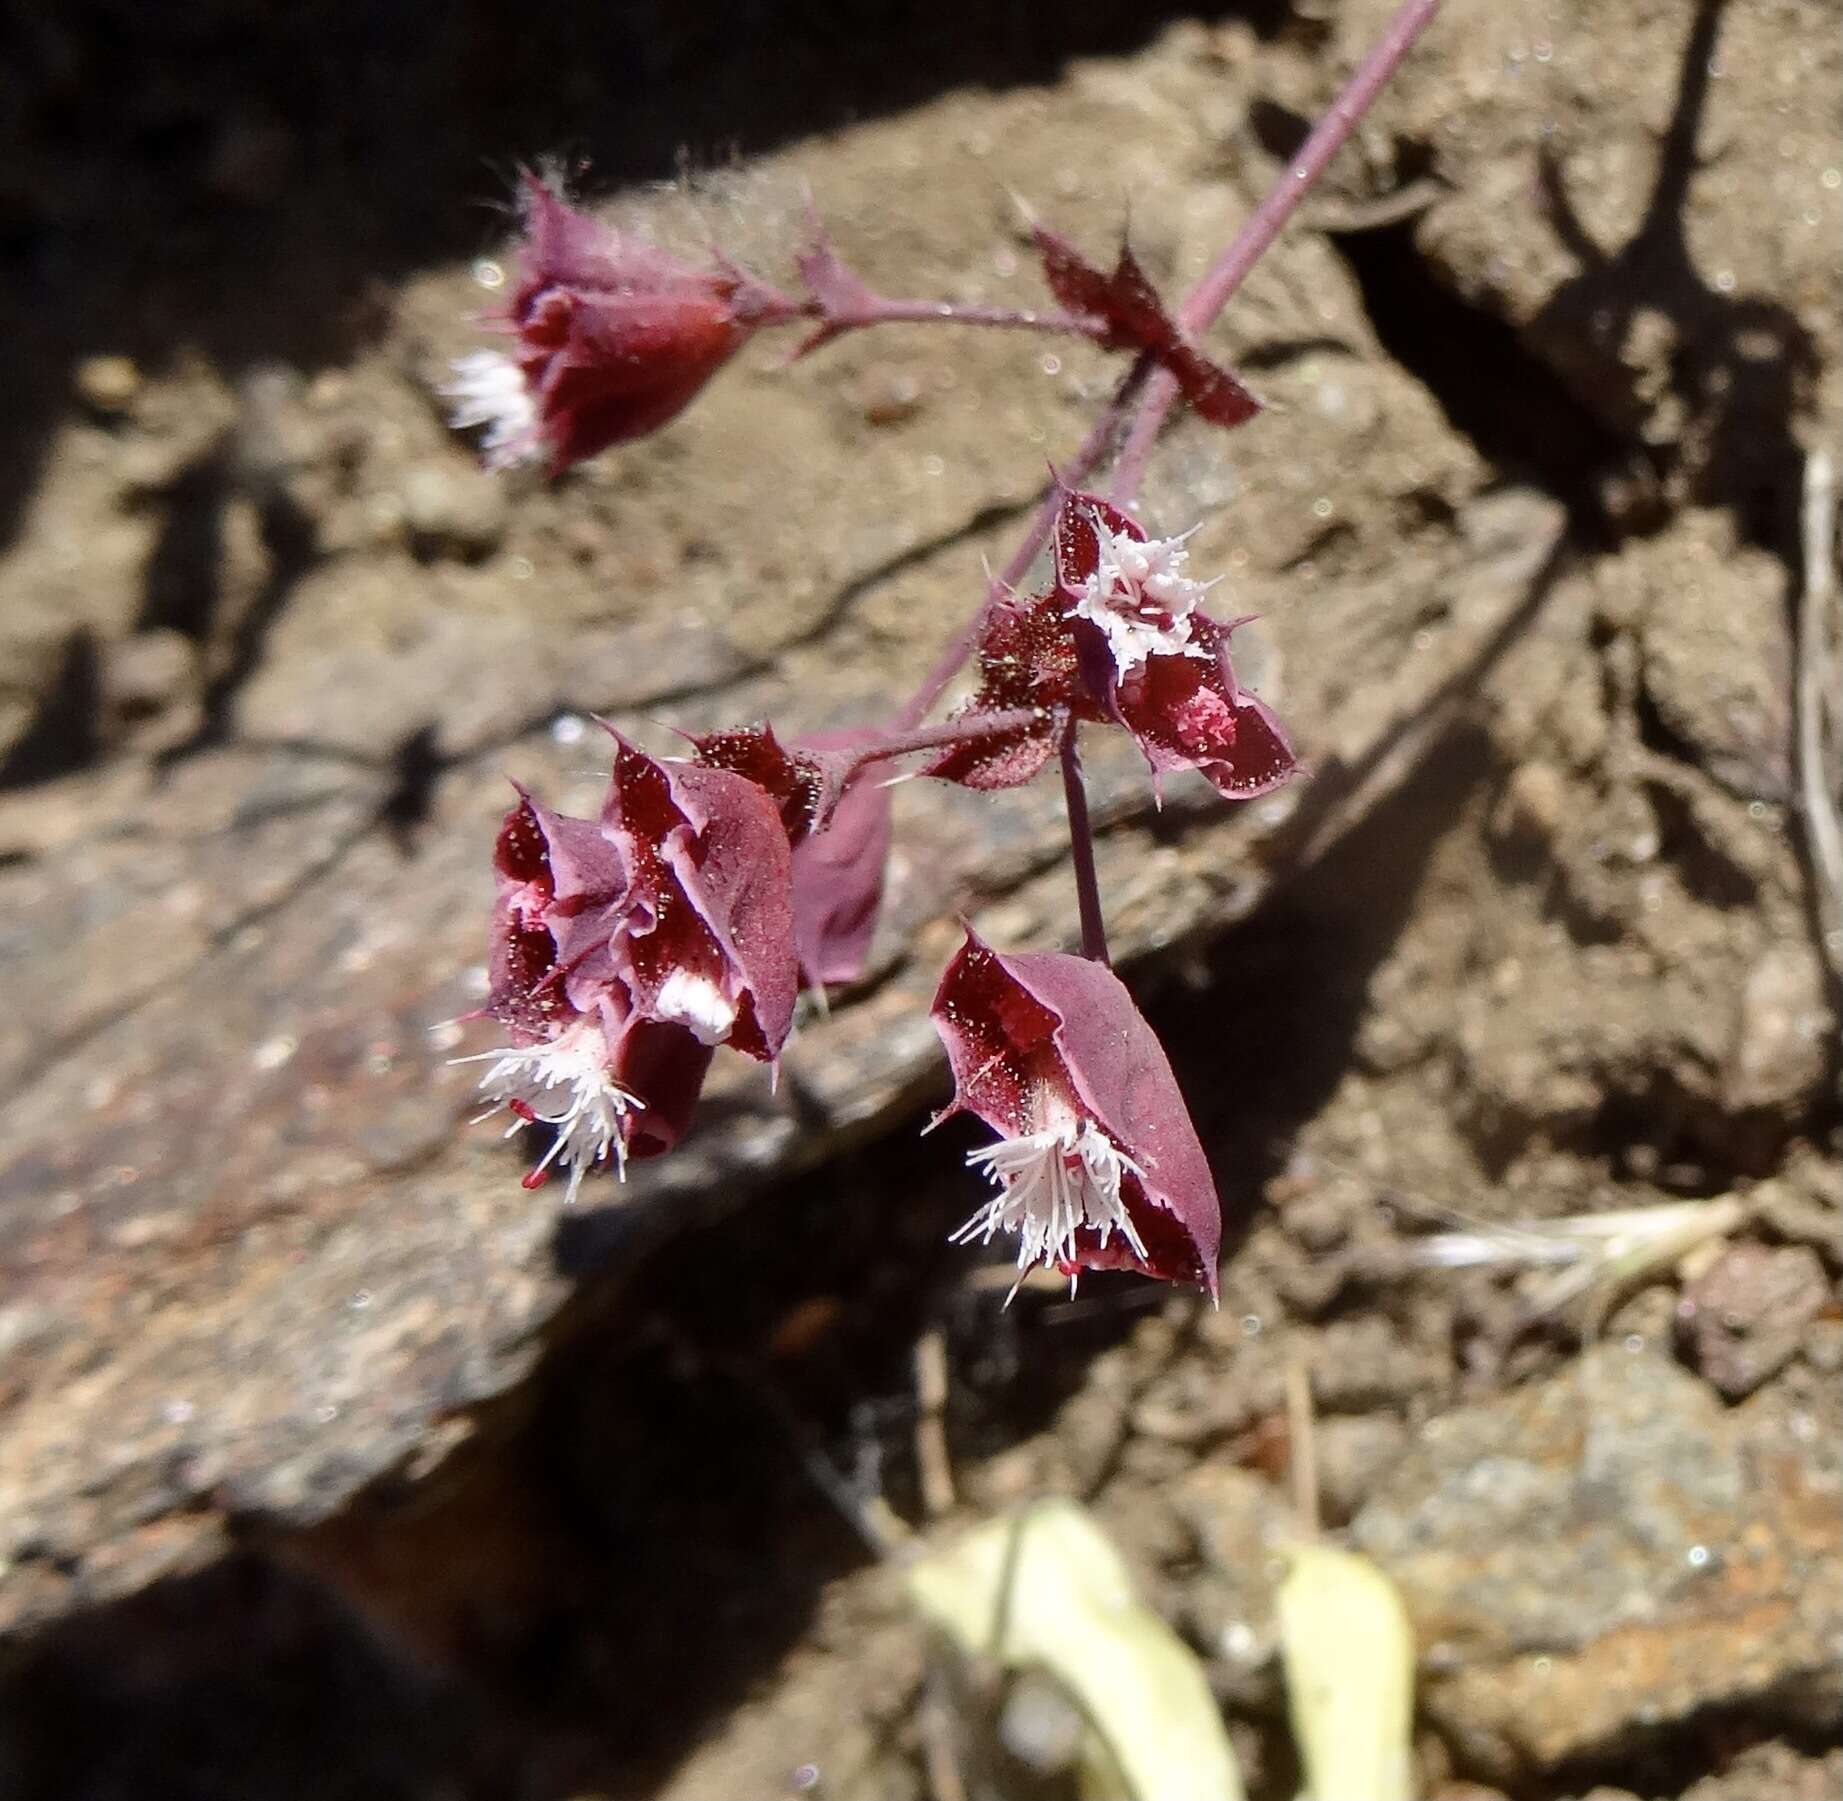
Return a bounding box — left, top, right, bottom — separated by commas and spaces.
653, 967, 737, 1046
443, 351, 541, 469
1072, 519, 1217, 674
455, 1019, 642, 1202
955, 1119, 1146, 1291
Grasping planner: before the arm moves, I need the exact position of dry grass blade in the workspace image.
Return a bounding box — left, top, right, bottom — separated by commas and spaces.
1406, 1196, 1750, 1328
1277, 1545, 1416, 1801
1796, 445, 1843, 992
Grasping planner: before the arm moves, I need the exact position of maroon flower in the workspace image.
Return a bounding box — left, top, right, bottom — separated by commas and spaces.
447, 172, 789, 474
463, 733, 798, 1197
1054, 493, 1297, 800
930, 930, 1222, 1295
926, 489, 1297, 803
464, 795, 711, 1194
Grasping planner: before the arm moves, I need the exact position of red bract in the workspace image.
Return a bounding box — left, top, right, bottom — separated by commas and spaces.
924, 594, 1076, 790
930, 930, 1222, 1295
786, 728, 891, 989
464, 735, 798, 1198
598, 730, 798, 1062
447, 172, 789, 474
689, 722, 832, 843
693, 722, 892, 990
1033, 227, 1259, 429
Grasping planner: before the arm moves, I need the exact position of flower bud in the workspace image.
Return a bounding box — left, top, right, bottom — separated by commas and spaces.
448, 173, 787, 473
464, 731, 798, 1198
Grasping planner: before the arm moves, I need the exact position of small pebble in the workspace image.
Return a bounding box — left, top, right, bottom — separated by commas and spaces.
75, 355, 141, 418
400, 462, 508, 562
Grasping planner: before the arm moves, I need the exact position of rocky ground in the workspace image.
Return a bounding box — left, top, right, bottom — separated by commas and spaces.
0, 1, 1839, 1796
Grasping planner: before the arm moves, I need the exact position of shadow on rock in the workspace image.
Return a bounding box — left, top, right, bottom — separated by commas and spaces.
1530, 0, 1816, 547
0, 1553, 519, 1801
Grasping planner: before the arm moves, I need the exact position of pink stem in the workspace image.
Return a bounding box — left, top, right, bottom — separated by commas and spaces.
1110, 0, 1442, 504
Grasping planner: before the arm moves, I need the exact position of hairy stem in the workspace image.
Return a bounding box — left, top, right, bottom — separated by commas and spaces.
1060, 731, 1110, 964
799, 295, 1110, 341
1110, 0, 1442, 504
833, 706, 1043, 785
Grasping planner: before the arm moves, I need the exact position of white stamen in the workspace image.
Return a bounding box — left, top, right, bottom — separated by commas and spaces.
459, 1019, 642, 1202
443, 351, 541, 469
1071, 517, 1217, 673
653, 968, 737, 1046
955, 1120, 1147, 1288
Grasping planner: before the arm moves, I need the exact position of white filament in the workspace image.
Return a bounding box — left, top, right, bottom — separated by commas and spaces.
443, 351, 541, 469
457, 1019, 642, 1202
956, 1119, 1146, 1290
1071, 519, 1216, 673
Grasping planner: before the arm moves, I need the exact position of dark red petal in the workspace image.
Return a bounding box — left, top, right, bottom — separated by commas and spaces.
932, 931, 1223, 1294
493, 794, 554, 894
928, 932, 1060, 1136
924, 711, 1062, 791
790, 780, 889, 987
1114, 626, 1298, 801
786, 727, 891, 990
1033, 226, 1136, 331
691, 723, 831, 843
924, 593, 1078, 793
487, 902, 575, 1043
607, 1014, 718, 1161
1162, 342, 1261, 429
661, 760, 800, 1060
1197, 690, 1297, 799
518, 792, 628, 916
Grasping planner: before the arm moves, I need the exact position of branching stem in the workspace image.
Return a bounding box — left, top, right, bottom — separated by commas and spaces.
884, 0, 1443, 968
1110, 0, 1443, 503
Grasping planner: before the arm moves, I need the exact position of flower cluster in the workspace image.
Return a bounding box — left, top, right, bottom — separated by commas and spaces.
445, 175, 1268, 481
435, 77, 1433, 1297
464, 730, 798, 1197
462, 486, 1289, 1295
